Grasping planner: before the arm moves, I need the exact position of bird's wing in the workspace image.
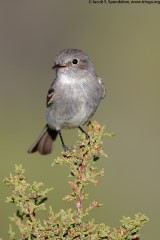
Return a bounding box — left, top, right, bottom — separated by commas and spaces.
97, 77, 106, 99
46, 82, 55, 107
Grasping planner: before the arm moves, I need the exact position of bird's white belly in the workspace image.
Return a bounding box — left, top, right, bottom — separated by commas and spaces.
65, 103, 88, 127
46, 100, 88, 130
46, 73, 100, 130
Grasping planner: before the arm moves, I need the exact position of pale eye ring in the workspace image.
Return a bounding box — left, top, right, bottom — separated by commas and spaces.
72, 59, 78, 65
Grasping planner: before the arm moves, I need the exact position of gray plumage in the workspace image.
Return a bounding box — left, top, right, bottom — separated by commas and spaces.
28, 49, 106, 155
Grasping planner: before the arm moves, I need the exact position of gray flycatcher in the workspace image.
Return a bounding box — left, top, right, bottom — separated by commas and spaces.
28, 48, 106, 155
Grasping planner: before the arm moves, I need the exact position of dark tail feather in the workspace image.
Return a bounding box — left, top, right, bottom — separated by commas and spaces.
28, 125, 58, 155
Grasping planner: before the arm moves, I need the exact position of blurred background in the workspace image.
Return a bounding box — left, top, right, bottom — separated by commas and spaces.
0, 1, 159, 239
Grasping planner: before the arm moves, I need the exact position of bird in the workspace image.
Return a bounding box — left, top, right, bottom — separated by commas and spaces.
28, 48, 106, 155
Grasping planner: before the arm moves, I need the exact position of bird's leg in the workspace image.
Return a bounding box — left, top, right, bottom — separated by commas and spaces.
78, 127, 90, 139
58, 130, 72, 152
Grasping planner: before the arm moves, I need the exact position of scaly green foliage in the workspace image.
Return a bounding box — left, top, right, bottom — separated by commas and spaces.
3, 122, 148, 239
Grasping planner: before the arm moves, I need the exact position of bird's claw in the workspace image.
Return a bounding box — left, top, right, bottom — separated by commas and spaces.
63, 145, 72, 152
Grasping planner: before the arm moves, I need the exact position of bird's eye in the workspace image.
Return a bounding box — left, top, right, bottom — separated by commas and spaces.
72, 59, 78, 65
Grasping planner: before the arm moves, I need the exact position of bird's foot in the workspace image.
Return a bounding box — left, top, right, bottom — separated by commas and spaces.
78, 127, 90, 140
85, 133, 90, 139
62, 145, 72, 152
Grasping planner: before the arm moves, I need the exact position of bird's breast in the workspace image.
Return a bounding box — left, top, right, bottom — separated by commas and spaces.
46, 73, 103, 129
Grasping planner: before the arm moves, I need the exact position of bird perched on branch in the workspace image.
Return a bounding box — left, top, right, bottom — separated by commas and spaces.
28, 49, 106, 155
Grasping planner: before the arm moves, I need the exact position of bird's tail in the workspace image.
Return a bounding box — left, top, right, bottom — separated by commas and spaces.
28, 125, 58, 155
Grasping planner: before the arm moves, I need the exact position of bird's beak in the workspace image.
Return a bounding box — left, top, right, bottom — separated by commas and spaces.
52, 64, 67, 69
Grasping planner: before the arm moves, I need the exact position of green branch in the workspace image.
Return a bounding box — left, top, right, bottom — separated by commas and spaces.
3, 121, 148, 239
